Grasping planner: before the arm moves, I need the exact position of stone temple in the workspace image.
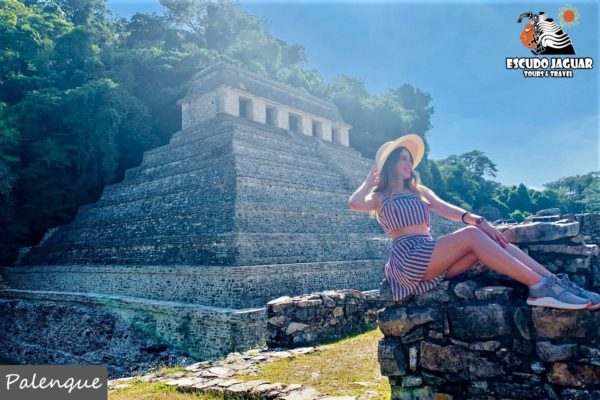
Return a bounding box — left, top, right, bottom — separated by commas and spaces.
5, 62, 438, 369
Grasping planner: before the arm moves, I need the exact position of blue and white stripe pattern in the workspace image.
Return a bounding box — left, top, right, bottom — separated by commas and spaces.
384, 234, 446, 302
377, 192, 445, 302
378, 193, 430, 233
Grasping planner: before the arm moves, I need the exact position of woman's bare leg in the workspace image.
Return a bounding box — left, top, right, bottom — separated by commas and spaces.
444, 243, 552, 279
503, 243, 553, 278
444, 251, 480, 278
422, 226, 542, 286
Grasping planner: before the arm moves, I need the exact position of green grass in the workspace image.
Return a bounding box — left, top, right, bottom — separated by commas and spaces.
236, 327, 390, 400
110, 328, 390, 400
109, 381, 225, 400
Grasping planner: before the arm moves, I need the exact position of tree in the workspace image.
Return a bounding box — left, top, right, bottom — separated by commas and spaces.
506, 183, 534, 214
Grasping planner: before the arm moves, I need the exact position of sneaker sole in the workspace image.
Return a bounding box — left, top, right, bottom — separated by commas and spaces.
587, 303, 600, 310
527, 297, 590, 310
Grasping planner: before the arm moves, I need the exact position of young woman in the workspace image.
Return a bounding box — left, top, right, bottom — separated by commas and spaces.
348, 134, 600, 310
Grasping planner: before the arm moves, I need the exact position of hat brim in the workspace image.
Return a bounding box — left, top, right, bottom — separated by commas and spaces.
376, 134, 425, 173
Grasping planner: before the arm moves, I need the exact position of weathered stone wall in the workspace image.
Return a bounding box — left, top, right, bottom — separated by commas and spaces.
0, 289, 267, 372
377, 219, 600, 400
0, 297, 192, 379
266, 289, 381, 348
1, 261, 385, 309
577, 213, 600, 246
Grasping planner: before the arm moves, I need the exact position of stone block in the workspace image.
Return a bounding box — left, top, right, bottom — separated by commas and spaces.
448, 304, 510, 340
474, 286, 514, 302
549, 362, 600, 387
453, 280, 478, 301
378, 337, 406, 377
419, 342, 503, 379
378, 307, 443, 337
498, 221, 579, 243
536, 341, 577, 362
532, 307, 592, 338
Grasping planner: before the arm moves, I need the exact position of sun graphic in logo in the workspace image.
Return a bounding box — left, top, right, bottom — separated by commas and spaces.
558, 4, 580, 28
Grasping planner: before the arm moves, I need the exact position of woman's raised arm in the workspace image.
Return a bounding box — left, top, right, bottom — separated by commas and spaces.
421, 186, 481, 224
348, 166, 382, 212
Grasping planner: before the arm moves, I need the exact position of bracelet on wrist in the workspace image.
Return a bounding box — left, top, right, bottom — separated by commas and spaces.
461, 211, 469, 224
462, 211, 485, 225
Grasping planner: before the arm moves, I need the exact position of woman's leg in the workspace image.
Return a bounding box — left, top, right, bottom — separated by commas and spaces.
443, 243, 553, 279
444, 251, 480, 278
503, 242, 553, 278
422, 226, 542, 286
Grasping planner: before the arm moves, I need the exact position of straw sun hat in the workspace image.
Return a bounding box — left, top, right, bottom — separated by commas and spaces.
375, 134, 425, 174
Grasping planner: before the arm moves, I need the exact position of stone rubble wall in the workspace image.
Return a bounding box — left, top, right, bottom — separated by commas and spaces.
0, 296, 193, 378
577, 213, 600, 247
266, 289, 382, 348
377, 218, 600, 400
0, 289, 267, 369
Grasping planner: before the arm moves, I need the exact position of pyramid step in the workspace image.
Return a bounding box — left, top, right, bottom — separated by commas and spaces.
138, 132, 234, 171
169, 118, 323, 161
21, 233, 390, 266
235, 205, 380, 234
73, 183, 234, 226
124, 140, 335, 191
126, 136, 233, 182
60, 205, 378, 244
232, 141, 329, 171
3, 259, 385, 309
147, 116, 232, 153
19, 234, 239, 266
102, 152, 347, 207
236, 176, 352, 208
172, 116, 327, 158
140, 122, 235, 167
235, 156, 346, 189
97, 157, 235, 206
100, 168, 347, 210
230, 127, 323, 158
234, 233, 390, 263
43, 209, 233, 247
49, 210, 378, 246
75, 174, 355, 230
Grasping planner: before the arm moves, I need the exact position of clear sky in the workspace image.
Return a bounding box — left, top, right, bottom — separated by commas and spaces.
107, 0, 599, 189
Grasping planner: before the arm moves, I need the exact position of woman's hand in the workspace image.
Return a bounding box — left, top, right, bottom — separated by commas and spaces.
477, 220, 510, 248
365, 165, 379, 187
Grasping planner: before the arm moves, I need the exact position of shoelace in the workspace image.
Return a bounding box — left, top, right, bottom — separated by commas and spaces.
546, 276, 568, 295
556, 274, 580, 292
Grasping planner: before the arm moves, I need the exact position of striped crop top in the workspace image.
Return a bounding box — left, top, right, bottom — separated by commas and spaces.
377, 192, 431, 233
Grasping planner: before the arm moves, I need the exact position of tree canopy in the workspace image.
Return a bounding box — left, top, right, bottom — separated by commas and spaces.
0, 0, 596, 264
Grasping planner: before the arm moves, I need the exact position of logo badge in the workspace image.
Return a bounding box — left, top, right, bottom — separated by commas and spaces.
506, 5, 593, 78
517, 10, 576, 55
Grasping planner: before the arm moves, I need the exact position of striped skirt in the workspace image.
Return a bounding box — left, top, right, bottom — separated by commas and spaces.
384, 234, 447, 302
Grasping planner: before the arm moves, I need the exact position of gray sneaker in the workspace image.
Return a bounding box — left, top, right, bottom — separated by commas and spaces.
556, 273, 600, 310
527, 275, 591, 310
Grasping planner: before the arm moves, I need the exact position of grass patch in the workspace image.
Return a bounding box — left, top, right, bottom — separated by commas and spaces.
237, 327, 390, 400
109, 381, 225, 400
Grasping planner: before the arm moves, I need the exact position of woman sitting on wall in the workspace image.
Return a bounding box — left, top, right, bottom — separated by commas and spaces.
348, 134, 600, 310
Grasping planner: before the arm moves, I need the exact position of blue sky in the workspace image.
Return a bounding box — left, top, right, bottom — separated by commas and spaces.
107, 0, 599, 189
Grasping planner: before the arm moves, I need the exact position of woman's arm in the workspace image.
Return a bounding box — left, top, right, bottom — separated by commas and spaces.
348, 166, 382, 212
421, 186, 482, 224
422, 186, 509, 247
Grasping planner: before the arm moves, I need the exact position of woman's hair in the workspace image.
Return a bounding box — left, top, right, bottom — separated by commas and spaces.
369, 146, 430, 219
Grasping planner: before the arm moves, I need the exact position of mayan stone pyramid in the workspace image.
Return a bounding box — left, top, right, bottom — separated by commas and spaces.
1, 62, 392, 360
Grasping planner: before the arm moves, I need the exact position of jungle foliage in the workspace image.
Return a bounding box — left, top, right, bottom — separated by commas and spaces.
0, 0, 596, 263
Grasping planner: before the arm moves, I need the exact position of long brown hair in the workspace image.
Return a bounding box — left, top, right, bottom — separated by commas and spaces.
369, 146, 430, 219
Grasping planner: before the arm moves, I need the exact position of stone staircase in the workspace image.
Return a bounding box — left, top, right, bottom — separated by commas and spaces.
17, 114, 385, 268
